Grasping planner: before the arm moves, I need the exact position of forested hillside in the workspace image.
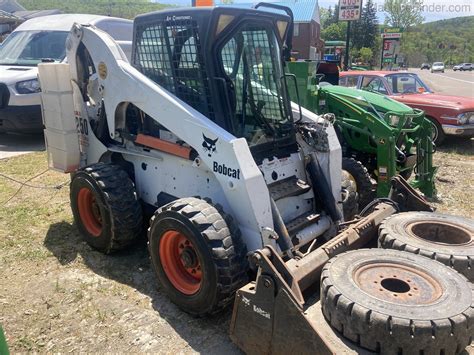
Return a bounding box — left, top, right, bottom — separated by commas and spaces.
402, 16, 474, 66
17, 0, 170, 19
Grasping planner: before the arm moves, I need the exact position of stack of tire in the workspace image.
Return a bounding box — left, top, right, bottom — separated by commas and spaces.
321, 212, 474, 354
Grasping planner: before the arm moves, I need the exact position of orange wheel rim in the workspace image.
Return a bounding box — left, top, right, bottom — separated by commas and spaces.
159, 230, 202, 295
77, 187, 102, 237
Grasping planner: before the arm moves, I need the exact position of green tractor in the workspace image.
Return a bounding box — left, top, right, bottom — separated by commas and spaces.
287, 61, 436, 212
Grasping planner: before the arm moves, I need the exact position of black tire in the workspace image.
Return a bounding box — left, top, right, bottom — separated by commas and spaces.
379, 212, 474, 281
341, 170, 358, 220
148, 197, 248, 316
427, 116, 446, 145
70, 162, 143, 254
321, 249, 474, 354
342, 157, 376, 210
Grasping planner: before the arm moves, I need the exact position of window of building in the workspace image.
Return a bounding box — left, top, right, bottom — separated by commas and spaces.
294, 23, 299, 37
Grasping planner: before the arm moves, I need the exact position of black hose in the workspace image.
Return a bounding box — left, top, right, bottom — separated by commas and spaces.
270, 197, 294, 257
359, 197, 400, 217
307, 153, 342, 222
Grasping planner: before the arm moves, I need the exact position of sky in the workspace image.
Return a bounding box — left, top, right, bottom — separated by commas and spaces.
151, 0, 474, 23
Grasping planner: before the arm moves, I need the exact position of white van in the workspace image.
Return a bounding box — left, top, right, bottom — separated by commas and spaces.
0, 14, 132, 133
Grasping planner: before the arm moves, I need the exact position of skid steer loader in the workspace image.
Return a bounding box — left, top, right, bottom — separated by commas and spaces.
39, 4, 474, 354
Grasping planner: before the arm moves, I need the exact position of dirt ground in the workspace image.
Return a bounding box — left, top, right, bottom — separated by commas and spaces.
0, 137, 473, 353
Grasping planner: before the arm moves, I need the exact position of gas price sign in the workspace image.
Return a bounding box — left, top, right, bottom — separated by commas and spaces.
338, 0, 362, 21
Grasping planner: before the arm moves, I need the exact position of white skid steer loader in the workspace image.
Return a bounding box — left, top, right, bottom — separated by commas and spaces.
39, 5, 474, 354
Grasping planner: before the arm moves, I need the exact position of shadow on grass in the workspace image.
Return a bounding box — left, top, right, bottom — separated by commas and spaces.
43, 221, 239, 354
437, 137, 473, 156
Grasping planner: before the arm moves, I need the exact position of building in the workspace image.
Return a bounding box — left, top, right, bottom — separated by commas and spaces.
220, 0, 324, 60
0, 0, 24, 13
0, 0, 62, 37
285, 0, 323, 60
0, 9, 21, 36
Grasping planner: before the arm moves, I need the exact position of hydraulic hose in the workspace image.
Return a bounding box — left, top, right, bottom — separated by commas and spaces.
270, 197, 294, 257
307, 153, 342, 223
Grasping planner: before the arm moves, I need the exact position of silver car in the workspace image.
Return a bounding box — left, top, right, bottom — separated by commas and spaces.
431, 62, 445, 73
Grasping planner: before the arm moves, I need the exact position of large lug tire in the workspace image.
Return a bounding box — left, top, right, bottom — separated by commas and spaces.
341, 170, 358, 221
427, 116, 445, 146
342, 157, 376, 210
321, 249, 474, 354
148, 197, 248, 316
70, 162, 143, 254
379, 212, 474, 282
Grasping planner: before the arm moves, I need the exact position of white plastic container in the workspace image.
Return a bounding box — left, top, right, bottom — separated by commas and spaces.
38, 63, 73, 93
44, 129, 80, 172
41, 92, 76, 131
39, 63, 80, 173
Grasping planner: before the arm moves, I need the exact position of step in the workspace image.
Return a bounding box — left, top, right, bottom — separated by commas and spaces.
268, 176, 311, 201
286, 211, 321, 236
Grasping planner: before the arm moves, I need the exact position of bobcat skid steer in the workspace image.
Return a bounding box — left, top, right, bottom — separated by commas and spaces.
39, 5, 474, 355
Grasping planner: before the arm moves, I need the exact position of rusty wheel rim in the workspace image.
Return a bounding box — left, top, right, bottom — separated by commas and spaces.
77, 187, 102, 237
354, 262, 443, 305
407, 221, 473, 246
159, 230, 202, 295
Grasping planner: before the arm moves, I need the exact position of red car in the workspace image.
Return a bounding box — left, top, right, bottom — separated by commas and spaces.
339, 71, 474, 144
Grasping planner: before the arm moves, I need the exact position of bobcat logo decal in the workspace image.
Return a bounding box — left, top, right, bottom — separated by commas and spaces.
202, 134, 218, 157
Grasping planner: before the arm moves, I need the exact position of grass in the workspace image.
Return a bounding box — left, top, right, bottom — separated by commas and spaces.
0, 145, 472, 352
0, 152, 71, 265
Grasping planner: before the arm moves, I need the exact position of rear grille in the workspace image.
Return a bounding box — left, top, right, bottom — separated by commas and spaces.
0, 83, 10, 109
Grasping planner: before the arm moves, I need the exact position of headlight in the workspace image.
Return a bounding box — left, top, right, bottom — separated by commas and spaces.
457, 112, 474, 125
388, 115, 401, 127
16, 79, 41, 94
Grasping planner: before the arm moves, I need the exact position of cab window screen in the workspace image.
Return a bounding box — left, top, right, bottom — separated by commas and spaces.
134, 19, 214, 120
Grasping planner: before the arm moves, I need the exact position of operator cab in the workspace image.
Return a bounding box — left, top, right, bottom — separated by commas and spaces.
132, 7, 297, 162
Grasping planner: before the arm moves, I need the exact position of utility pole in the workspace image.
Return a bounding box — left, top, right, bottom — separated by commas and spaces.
344, 21, 351, 70
338, 0, 362, 71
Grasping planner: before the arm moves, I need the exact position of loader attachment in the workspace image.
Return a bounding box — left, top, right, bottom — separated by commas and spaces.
230, 177, 433, 354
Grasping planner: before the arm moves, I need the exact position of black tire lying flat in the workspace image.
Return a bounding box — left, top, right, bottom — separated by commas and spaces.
342, 157, 376, 210
379, 212, 474, 282
148, 197, 248, 316
70, 163, 143, 254
321, 249, 474, 354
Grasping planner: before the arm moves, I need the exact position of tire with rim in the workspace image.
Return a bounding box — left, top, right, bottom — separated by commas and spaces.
342, 157, 376, 210
148, 197, 248, 316
321, 249, 474, 354
427, 116, 445, 146
341, 170, 358, 220
70, 162, 143, 253
379, 212, 474, 282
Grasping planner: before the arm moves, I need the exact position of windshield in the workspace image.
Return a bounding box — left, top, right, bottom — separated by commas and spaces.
219, 24, 292, 146
385, 73, 431, 95
433, 62, 444, 66
0, 30, 68, 66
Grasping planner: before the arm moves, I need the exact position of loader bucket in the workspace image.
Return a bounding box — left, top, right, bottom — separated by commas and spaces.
230, 202, 397, 354
231, 284, 374, 354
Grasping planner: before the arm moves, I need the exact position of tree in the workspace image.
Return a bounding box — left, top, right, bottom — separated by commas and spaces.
359, 47, 373, 63
352, 0, 378, 51
384, 0, 424, 29
321, 22, 347, 41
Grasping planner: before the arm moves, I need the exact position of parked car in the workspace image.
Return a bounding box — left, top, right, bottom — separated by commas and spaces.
0, 14, 132, 134
430, 62, 445, 73
453, 63, 473, 71
340, 71, 474, 144
420, 63, 430, 70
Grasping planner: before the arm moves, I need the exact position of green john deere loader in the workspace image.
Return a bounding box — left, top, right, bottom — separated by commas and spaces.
287, 61, 437, 210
